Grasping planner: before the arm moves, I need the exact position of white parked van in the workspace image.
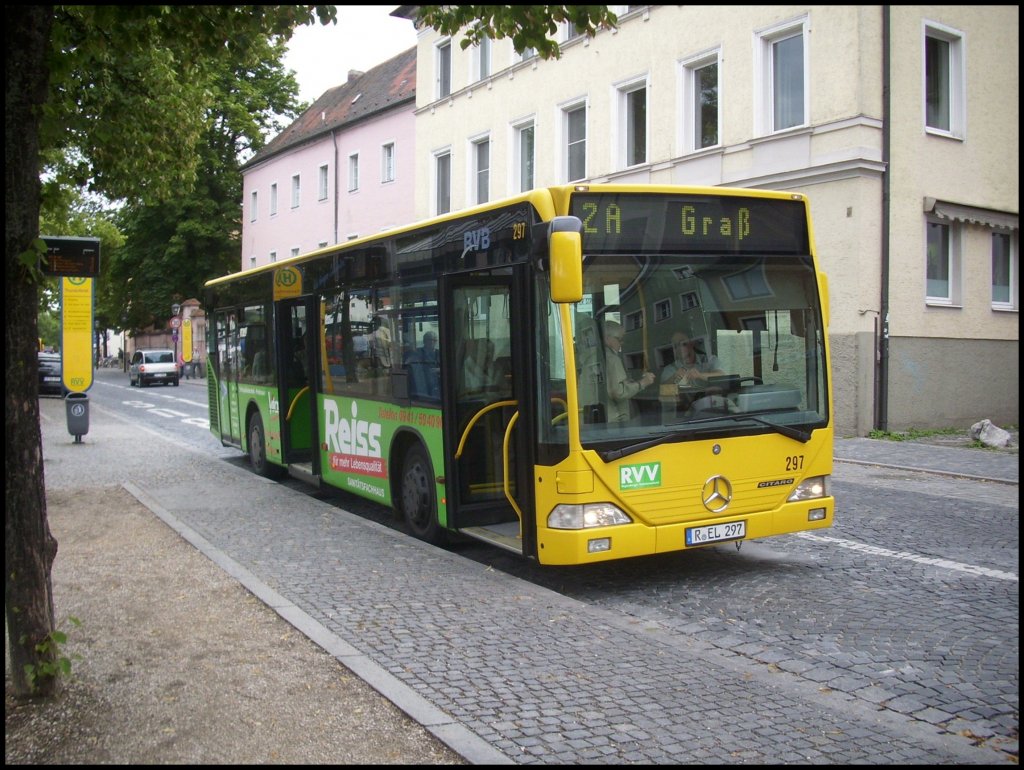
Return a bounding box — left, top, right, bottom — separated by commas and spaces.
129, 349, 179, 387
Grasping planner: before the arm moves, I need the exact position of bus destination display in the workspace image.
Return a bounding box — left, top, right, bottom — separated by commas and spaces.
570, 193, 809, 255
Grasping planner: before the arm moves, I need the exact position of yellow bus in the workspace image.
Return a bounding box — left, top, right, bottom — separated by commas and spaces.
204, 184, 833, 565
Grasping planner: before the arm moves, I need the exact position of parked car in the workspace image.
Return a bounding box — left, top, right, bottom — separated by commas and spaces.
129, 349, 179, 387
38, 351, 66, 397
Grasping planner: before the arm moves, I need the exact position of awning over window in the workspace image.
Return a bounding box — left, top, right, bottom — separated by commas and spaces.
924, 197, 1018, 230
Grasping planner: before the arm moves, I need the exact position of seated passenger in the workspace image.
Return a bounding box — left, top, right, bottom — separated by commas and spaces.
660, 332, 724, 386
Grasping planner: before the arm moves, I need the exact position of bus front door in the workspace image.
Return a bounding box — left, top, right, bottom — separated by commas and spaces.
276, 296, 319, 478
443, 274, 533, 550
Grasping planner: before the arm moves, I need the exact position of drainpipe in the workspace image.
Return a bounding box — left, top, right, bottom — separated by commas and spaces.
877, 6, 891, 431
332, 126, 340, 245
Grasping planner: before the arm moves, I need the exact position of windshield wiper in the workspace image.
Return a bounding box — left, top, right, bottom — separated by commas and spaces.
599, 414, 811, 462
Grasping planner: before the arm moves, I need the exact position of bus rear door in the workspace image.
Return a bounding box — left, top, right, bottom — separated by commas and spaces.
213, 309, 241, 445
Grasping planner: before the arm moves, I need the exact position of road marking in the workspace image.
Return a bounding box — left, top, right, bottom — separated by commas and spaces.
95, 380, 208, 408
795, 532, 1018, 582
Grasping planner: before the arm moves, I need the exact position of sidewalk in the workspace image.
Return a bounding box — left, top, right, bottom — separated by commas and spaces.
7, 390, 1017, 764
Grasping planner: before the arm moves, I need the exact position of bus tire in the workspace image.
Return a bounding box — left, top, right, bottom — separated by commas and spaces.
400, 445, 446, 546
247, 412, 281, 479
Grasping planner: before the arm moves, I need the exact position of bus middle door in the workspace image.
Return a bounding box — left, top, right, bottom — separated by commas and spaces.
276, 296, 320, 479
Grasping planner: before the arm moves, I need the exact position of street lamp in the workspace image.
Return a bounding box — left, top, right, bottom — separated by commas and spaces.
171, 303, 181, 376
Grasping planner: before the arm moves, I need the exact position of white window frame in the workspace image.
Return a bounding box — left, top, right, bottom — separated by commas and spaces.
290, 174, 300, 209
381, 141, 396, 184
269, 182, 278, 216
348, 153, 359, 193
318, 164, 328, 201
269, 250, 277, 263
474, 32, 491, 81
249, 190, 257, 222
755, 16, 809, 136
991, 230, 1018, 311
561, 99, 588, 183
925, 218, 962, 306
614, 75, 649, 169
923, 20, 966, 139
512, 117, 536, 193
680, 49, 721, 153
290, 247, 300, 259
469, 133, 490, 205
436, 38, 452, 99
433, 148, 452, 216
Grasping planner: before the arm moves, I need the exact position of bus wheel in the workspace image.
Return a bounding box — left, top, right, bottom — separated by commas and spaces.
400, 445, 445, 545
248, 412, 281, 479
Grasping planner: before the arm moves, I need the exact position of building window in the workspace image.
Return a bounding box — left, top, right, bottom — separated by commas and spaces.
348, 153, 359, 192
617, 78, 647, 168
926, 220, 961, 305
757, 18, 807, 134
436, 39, 452, 98
992, 231, 1017, 310
924, 22, 965, 137
318, 164, 328, 201
291, 175, 300, 208
564, 102, 587, 182
516, 46, 536, 63
269, 250, 277, 263
560, 20, 585, 43
249, 255, 256, 266
682, 52, 720, 151
269, 183, 278, 216
290, 247, 300, 258
381, 142, 395, 183
654, 299, 672, 322
435, 150, 451, 215
514, 119, 535, 193
472, 137, 490, 204
475, 33, 491, 80
249, 190, 257, 222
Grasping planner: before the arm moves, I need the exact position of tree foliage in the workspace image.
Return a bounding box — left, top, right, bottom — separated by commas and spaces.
104, 33, 305, 334
41, 6, 334, 206
416, 5, 618, 60
5, 4, 335, 700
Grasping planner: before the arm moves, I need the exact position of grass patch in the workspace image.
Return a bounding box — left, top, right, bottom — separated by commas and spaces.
867, 427, 963, 442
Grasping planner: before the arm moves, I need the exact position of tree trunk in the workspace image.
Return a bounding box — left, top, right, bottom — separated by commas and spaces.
5, 6, 60, 698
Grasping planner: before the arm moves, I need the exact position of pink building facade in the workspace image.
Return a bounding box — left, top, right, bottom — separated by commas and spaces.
240, 48, 417, 270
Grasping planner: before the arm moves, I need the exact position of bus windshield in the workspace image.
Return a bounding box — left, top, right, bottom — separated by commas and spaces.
540, 251, 828, 454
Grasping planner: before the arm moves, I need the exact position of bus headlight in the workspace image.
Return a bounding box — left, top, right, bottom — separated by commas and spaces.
787, 475, 831, 501
547, 503, 632, 530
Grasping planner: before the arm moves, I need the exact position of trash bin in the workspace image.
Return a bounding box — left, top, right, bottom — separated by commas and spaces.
65, 391, 89, 443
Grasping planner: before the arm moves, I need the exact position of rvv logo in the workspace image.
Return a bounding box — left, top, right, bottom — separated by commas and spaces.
620, 462, 662, 490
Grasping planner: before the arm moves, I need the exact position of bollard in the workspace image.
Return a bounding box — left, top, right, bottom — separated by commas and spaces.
65, 391, 89, 443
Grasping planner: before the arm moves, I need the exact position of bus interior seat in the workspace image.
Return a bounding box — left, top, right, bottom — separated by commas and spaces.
251, 351, 268, 379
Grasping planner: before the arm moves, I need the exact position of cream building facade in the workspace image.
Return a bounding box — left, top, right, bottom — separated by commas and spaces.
400, 5, 1018, 437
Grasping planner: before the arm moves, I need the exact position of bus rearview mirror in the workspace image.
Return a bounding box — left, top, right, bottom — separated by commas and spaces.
549, 217, 583, 304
